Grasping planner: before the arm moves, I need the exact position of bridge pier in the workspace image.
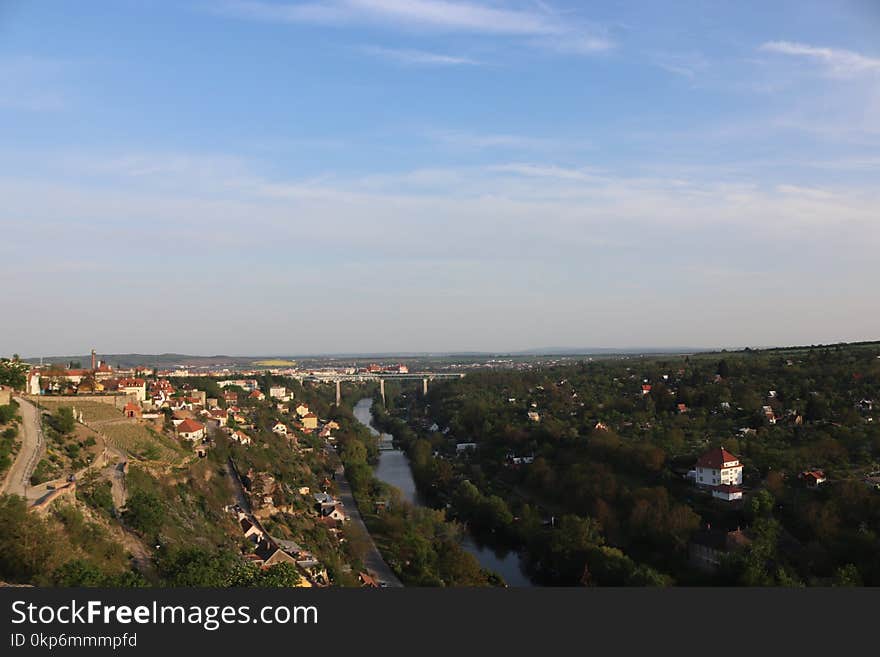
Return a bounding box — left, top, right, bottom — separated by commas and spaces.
422, 378, 428, 396
379, 378, 386, 406
335, 380, 341, 406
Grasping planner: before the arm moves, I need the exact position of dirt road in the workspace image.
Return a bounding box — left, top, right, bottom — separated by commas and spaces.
1, 397, 45, 498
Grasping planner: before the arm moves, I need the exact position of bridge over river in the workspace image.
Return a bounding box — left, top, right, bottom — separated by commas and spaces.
296, 372, 465, 405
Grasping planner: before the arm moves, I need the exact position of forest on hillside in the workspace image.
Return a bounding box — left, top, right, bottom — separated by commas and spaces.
374, 344, 880, 586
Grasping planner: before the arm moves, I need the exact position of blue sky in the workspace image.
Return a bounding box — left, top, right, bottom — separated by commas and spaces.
1, 0, 879, 356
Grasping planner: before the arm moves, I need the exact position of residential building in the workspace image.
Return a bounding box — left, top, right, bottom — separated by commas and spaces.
712, 484, 743, 502
269, 386, 290, 401
695, 447, 743, 489
301, 413, 318, 430
177, 418, 206, 441
231, 430, 252, 445
800, 470, 826, 487
117, 378, 147, 402
123, 402, 142, 419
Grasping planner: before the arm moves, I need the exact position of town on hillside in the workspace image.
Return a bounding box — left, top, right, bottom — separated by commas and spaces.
0, 351, 449, 588
1, 342, 879, 587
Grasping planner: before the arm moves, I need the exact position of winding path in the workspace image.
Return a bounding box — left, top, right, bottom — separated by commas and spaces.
334, 462, 403, 587
1, 397, 44, 498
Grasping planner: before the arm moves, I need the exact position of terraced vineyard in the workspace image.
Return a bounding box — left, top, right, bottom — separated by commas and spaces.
100, 423, 189, 463
38, 399, 189, 464
39, 399, 122, 422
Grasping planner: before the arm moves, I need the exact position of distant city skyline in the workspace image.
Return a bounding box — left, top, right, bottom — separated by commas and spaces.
2, 1, 879, 355
9, 339, 880, 363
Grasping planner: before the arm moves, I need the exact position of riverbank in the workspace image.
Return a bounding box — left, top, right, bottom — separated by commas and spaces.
353, 398, 536, 587
339, 399, 498, 586
333, 463, 403, 587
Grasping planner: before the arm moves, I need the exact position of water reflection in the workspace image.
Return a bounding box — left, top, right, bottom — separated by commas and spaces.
352, 398, 535, 587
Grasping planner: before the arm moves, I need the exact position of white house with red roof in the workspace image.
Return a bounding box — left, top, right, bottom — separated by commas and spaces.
117, 377, 147, 402
696, 447, 743, 493
209, 409, 228, 426
177, 418, 206, 441
800, 470, 826, 488
711, 484, 743, 502
231, 430, 252, 446
248, 390, 265, 401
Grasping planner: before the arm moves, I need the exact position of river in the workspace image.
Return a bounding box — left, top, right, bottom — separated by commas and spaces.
352, 398, 535, 587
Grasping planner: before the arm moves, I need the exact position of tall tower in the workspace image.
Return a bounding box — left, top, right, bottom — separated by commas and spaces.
91, 349, 97, 371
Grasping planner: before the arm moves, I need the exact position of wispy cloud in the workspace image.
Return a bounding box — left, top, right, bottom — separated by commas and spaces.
4, 148, 879, 352
650, 51, 710, 79
361, 45, 478, 65
217, 0, 613, 55
759, 41, 880, 77
487, 162, 603, 182
429, 130, 590, 151
222, 0, 557, 34
530, 33, 614, 55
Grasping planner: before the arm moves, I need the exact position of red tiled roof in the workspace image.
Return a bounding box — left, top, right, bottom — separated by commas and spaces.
177, 418, 205, 433
696, 447, 740, 469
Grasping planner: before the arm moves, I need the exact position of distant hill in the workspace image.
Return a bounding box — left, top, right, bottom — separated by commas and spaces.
19, 340, 878, 369
21, 353, 262, 369
21, 348, 706, 368
508, 346, 710, 356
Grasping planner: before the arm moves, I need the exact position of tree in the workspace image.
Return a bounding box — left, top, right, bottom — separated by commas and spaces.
158, 548, 242, 587
51, 407, 76, 435
0, 495, 65, 583
0, 358, 28, 390
832, 564, 862, 587
550, 515, 603, 556
342, 520, 372, 564
53, 560, 110, 587
453, 480, 483, 513
806, 395, 829, 423
123, 490, 164, 536
480, 495, 513, 529
341, 440, 367, 465
746, 489, 775, 520
252, 563, 303, 587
